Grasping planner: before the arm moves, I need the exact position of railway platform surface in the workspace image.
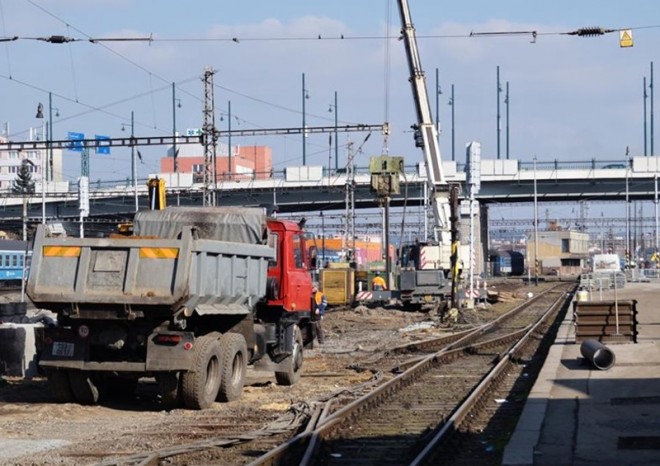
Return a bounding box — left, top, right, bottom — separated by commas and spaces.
502, 281, 660, 466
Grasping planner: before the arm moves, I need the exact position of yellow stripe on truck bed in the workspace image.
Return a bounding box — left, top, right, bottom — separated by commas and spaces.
139, 247, 179, 259
43, 246, 81, 257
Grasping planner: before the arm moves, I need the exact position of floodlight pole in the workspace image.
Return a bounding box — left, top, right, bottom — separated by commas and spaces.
533, 157, 539, 285
131, 111, 138, 212
48, 92, 53, 182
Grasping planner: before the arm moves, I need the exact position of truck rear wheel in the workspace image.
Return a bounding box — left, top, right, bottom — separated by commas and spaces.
181, 333, 222, 409
45, 368, 74, 403
275, 325, 303, 386
216, 333, 247, 402
68, 371, 100, 405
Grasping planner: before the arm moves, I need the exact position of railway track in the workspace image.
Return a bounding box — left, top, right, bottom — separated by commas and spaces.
365, 284, 572, 374
92, 372, 385, 466
90, 283, 574, 465
249, 283, 575, 466
409, 285, 574, 465
94, 402, 312, 466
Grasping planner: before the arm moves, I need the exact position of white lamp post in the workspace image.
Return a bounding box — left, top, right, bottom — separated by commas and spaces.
35, 102, 46, 224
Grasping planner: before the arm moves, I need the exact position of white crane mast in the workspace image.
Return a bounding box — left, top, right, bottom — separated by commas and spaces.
397, 0, 452, 259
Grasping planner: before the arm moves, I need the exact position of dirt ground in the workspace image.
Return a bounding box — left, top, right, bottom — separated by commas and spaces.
0, 279, 533, 465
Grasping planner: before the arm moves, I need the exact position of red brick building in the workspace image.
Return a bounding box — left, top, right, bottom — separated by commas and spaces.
160, 142, 273, 180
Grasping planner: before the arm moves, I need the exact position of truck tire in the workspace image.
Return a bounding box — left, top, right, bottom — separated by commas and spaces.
275, 325, 303, 386
216, 333, 247, 402
266, 278, 279, 300
68, 371, 100, 405
181, 333, 223, 409
45, 368, 74, 403
156, 372, 181, 408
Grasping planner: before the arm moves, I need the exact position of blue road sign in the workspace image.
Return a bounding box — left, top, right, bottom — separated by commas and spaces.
67, 132, 85, 152
95, 135, 110, 155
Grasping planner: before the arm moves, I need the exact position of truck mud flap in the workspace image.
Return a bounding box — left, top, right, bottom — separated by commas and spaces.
257, 323, 295, 367
279, 323, 295, 353
252, 355, 292, 372
146, 331, 196, 371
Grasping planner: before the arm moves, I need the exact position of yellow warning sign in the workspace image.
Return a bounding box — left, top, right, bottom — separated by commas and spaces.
619, 29, 633, 48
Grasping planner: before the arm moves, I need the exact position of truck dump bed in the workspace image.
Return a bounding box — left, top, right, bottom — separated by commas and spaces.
26, 207, 274, 315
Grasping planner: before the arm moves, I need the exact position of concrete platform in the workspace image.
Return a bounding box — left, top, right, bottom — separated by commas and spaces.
503, 282, 660, 466
0, 323, 44, 377
0, 296, 54, 378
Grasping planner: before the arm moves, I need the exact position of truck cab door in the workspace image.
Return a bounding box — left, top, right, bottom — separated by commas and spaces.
285, 232, 313, 313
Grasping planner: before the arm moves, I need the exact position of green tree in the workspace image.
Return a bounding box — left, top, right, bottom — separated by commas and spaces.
13, 159, 36, 241
12, 159, 36, 195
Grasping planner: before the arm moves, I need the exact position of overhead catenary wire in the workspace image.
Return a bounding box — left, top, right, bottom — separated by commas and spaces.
80, 22, 660, 43
0, 72, 179, 138
8, 1, 654, 125
5, 34, 152, 43
3, 23, 657, 46
12, 0, 195, 149
22, 0, 170, 89
23, 0, 376, 166
7, 1, 649, 185
0, 2, 385, 186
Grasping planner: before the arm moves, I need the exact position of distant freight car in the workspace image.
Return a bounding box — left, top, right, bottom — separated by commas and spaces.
490, 250, 524, 277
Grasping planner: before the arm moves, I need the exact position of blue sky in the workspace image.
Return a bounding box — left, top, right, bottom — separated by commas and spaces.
1, 0, 659, 204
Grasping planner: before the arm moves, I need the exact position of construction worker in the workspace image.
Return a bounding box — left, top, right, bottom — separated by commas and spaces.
312, 284, 327, 345
371, 271, 387, 291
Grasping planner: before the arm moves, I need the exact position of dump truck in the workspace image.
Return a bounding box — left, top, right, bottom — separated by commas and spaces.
27, 206, 315, 409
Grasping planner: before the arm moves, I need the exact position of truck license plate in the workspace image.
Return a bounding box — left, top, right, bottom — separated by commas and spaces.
52, 342, 74, 357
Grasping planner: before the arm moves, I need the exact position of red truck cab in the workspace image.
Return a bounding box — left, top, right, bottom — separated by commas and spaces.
265, 218, 314, 314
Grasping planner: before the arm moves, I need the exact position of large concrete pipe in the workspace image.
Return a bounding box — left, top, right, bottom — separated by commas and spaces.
580, 339, 616, 370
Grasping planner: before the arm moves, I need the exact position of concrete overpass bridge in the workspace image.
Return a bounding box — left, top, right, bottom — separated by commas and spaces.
0, 156, 658, 235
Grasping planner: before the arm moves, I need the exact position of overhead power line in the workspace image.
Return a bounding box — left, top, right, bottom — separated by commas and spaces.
1, 24, 658, 46
0, 34, 152, 44
141, 23, 660, 43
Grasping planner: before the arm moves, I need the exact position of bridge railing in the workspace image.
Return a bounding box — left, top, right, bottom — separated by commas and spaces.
516, 159, 630, 171
0, 158, 638, 198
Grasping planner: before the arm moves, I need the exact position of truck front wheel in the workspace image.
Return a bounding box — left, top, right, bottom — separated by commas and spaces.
275, 325, 303, 386
216, 333, 247, 402
181, 333, 222, 409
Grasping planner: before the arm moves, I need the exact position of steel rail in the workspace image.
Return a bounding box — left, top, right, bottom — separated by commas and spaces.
248, 283, 573, 465
409, 285, 573, 465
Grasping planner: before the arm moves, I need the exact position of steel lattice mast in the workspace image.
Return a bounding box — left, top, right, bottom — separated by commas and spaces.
202, 66, 217, 207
